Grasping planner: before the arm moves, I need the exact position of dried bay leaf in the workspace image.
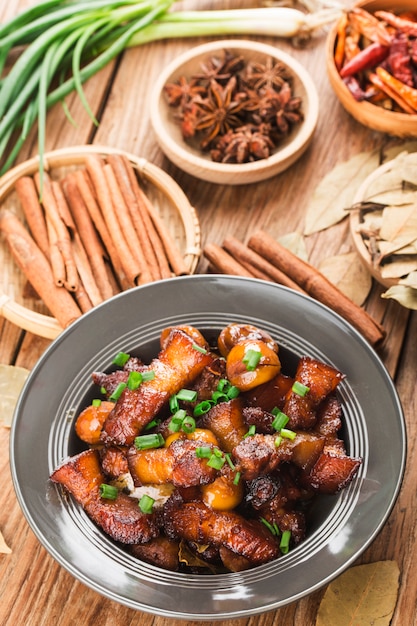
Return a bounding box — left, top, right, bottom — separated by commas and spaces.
304, 150, 380, 236
0, 364, 29, 428
318, 252, 372, 306
382, 284, 417, 309
316, 561, 400, 626
379, 204, 417, 246
380, 256, 417, 279
0, 530, 12, 554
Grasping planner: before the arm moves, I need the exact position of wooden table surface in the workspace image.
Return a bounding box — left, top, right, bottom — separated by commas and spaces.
1, 1, 416, 625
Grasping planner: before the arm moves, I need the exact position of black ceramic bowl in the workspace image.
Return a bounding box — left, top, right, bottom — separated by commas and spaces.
10, 275, 405, 619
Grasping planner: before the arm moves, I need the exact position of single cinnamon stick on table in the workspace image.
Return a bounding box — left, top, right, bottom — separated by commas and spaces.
203, 243, 258, 278
14, 176, 50, 260
45, 213, 66, 287
222, 236, 307, 294
248, 230, 385, 347
0, 210, 82, 329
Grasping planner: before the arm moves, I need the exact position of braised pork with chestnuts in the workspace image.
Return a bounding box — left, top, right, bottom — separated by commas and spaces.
51, 322, 362, 573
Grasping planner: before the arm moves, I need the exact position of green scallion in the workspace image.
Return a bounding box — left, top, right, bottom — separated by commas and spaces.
243, 348, 262, 371
192, 343, 207, 354
181, 415, 196, 433
99, 483, 118, 500
193, 400, 214, 416
109, 381, 127, 401
195, 446, 212, 459
176, 388, 198, 402
244, 424, 256, 438
280, 428, 297, 441
92, 398, 102, 407
279, 529, 291, 554
207, 453, 225, 470
139, 493, 155, 514
134, 433, 165, 450
112, 351, 130, 366
233, 471, 241, 485
127, 370, 143, 390
141, 370, 155, 382
292, 381, 310, 397
271, 408, 289, 431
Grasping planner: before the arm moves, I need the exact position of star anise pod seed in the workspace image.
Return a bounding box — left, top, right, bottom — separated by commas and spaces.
194, 77, 246, 148
164, 76, 206, 107
194, 49, 245, 86
244, 57, 292, 92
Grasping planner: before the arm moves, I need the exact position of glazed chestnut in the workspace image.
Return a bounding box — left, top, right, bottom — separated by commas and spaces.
218, 323, 278, 358
160, 325, 208, 350
226, 339, 281, 392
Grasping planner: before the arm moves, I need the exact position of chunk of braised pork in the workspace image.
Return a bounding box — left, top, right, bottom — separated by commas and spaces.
198, 397, 247, 453
128, 438, 218, 488
130, 536, 180, 571
243, 372, 294, 412
314, 394, 343, 439
232, 432, 325, 481
50, 449, 159, 544
163, 492, 280, 569
245, 471, 307, 544
283, 357, 344, 430
100, 328, 213, 446
100, 446, 129, 480
242, 405, 275, 434
301, 448, 362, 494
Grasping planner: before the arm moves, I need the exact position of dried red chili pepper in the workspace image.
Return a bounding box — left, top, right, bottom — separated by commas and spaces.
375, 10, 417, 37
368, 72, 416, 114
340, 42, 390, 78
375, 66, 417, 112
343, 75, 368, 102
386, 33, 414, 87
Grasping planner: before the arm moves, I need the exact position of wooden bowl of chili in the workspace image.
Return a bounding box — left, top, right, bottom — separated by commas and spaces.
326, 0, 417, 136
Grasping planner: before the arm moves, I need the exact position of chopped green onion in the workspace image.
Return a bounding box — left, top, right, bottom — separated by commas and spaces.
211, 390, 229, 403
193, 400, 214, 416
139, 494, 155, 514
169, 394, 179, 413
292, 381, 310, 397
99, 483, 118, 500
224, 453, 235, 470
176, 388, 198, 402
92, 398, 102, 407
244, 424, 256, 438
109, 381, 127, 401
192, 343, 207, 354
280, 529, 291, 554
141, 370, 155, 382
207, 453, 225, 470
127, 370, 142, 390
182, 415, 196, 433
144, 418, 160, 431
243, 348, 262, 371
226, 385, 240, 399
217, 378, 228, 392
271, 408, 289, 431
134, 433, 165, 450
274, 435, 282, 447
195, 446, 212, 459
100, 386, 107, 395
280, 428, 297, 441
112, 351, 130, 366
168, 409, 187, 432
233, 471, 241, 486
260, 517, 276, 535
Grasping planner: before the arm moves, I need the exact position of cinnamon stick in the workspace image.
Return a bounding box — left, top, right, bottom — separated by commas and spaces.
14, 176, 50, 260
105, 154, 162, 282
102, 162, 152, 285
72, 233, 104, 307
61, 173, 116, 301
34, 171, 78, 292
73, 169, 127, 291
248, 230, 386, 346
120, 155, 172, 280
0, 210, 82, 329
45, 213, 66, 287
84, 154, 140, 287
222, 236, 307, 294
203, 243, 257, 278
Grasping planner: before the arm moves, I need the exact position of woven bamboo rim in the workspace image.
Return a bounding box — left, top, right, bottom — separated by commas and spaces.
0, 145, 201, 339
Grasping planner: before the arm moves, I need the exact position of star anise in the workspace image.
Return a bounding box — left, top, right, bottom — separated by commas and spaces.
244, 57, 292, 92
193, 49, 245, 86
163, 75, 206, 107
193, 76, 246, 148
211, 124, 275, 164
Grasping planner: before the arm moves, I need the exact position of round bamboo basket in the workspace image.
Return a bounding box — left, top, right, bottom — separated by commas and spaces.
0, 145, 201, 339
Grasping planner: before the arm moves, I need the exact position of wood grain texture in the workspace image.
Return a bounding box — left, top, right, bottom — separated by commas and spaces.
1, 1, 416, 625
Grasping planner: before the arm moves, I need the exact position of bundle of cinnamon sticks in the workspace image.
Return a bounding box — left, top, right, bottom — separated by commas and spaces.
0, 153, 188, 330
203, 231, 385, 347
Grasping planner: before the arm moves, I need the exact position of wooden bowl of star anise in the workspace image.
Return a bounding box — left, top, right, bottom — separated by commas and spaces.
150, 40, 319, 185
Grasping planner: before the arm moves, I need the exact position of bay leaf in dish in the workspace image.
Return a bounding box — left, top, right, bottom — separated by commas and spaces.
380, 256, 417, 280
379, 204, 417, 247
316, 560, 400, 626
381, 284, 417, 310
